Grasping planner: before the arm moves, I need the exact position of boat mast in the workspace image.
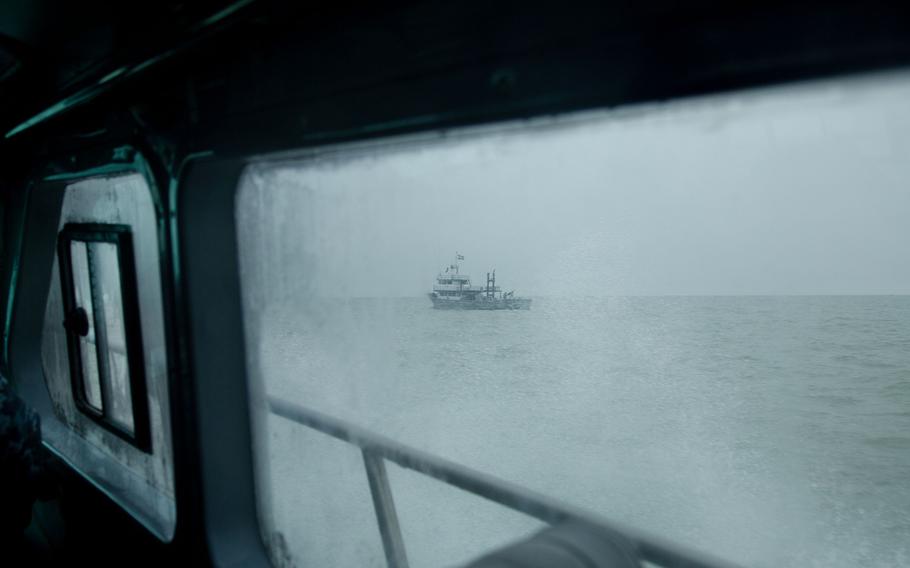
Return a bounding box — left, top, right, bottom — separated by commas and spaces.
486, 269, 497, 299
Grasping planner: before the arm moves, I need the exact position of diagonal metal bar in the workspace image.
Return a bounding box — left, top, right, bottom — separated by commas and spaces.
269, 396, 740, 568
363, 450, 410, 568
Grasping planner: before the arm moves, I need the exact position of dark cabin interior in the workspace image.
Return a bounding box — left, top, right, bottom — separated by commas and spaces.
1, 1, 909, 565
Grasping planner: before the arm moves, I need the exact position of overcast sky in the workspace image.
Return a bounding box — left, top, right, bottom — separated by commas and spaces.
240, 71, 910, 298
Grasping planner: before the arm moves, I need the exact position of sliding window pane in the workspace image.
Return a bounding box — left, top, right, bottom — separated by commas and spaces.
91, 242, 135, 433
70, 240, 102, 411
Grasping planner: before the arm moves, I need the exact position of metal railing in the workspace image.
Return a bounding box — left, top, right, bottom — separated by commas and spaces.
269, 396, 740, 568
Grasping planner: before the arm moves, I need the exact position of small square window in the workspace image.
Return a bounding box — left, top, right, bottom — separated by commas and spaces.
57, 223, 151, 451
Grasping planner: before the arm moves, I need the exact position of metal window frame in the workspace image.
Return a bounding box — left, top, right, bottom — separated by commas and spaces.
177, 158, 271, 565
4, 146, 183, 543
57, 222, 152, 452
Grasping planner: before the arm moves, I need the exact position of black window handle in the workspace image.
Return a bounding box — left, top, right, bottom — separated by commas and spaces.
63, 307, 90, 337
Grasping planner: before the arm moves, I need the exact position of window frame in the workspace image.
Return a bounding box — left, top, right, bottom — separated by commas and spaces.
57, 222, 152, 451
5, 153, 183, 543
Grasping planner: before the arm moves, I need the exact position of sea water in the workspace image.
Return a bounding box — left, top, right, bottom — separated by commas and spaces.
250, 295, 910, 567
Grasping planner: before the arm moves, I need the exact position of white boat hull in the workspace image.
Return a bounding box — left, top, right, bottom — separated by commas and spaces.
429, 293, 531, 310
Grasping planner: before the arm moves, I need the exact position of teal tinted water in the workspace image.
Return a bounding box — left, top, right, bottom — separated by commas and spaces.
254, 296, 910, 567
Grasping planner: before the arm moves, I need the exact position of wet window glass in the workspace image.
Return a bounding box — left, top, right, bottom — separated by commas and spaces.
91, 241, 135, 433
70, 240, 103, 411
239, 72, 910, 567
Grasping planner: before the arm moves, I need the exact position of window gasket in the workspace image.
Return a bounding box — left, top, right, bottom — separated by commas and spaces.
57, 222, 152, 452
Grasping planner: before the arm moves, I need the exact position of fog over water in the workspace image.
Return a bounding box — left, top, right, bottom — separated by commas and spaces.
237, 72, 910, 567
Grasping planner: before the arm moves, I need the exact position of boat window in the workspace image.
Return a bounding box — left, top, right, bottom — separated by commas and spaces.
69, 240, 103, 412
41, 173, 176, 540
58, 224, 145, 442
238, 72, 910, 567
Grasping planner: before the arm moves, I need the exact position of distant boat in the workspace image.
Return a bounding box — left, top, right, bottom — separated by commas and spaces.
429, 254, 531, 310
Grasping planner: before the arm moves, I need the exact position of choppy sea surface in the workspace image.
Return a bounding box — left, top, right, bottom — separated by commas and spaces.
249, 296, 910, 567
